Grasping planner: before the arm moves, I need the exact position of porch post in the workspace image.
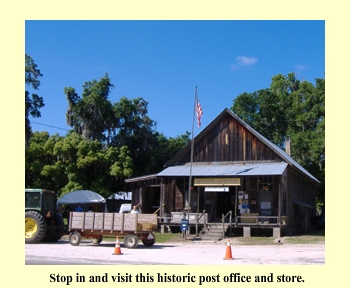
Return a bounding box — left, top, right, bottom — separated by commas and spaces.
234, 186, 238, 217
278, 178, 281, 224
196, 186, 200, 235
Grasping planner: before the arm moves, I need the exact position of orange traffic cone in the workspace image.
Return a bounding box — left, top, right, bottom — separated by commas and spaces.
223, 239, 234, 260
112, 236, 123, 255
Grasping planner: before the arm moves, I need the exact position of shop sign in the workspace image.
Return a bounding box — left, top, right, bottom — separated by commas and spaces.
204, 187, 229, 192
194, 177, 240, 186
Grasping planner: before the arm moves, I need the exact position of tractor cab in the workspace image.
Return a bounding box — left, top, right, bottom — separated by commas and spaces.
25, 189, 57, 216
25, 189, 64, 243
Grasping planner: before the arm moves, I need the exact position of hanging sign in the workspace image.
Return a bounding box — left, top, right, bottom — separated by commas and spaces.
194, 178, 240, 186
204, 187, 229, 192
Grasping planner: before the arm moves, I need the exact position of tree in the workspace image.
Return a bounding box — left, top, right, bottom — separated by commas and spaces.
112, 97, 158, 175
65, 74, 114, 143
25, 54, 44, 147
63, 75, 190, 178
231, 73, 325, 206
25, 131, 134, 196
112, 97, 154, 146
25, 131, 64, 189
132, 131, 191, 175
153, 131, 191, 165
232, 89, 287, 147
230, 92, 259, 127
288, 78, 325, 206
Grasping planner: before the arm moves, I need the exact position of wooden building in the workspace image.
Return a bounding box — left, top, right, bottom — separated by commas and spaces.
126, 109, 320, 237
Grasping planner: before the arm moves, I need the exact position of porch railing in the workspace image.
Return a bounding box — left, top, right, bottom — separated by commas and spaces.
235, 215, 288, 226
157, 211, 208, 224
195, 210, 207, 235
222, 210, 232, 238
196, 210, 207, 224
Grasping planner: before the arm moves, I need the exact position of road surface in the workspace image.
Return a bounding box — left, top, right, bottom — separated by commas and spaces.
25, 238, 324, 265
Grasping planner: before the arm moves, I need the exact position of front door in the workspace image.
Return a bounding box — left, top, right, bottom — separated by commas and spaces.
142, 186, 160, 213
216, 190, 235, 219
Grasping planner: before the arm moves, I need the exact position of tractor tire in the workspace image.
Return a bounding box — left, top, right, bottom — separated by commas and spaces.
124, 234, 139, 249
25, 210, 47, 244
142, 238, 155, 247
43, 213, 65, 242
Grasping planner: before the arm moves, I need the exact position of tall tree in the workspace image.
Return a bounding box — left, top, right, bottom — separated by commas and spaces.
231, 73, 325, 206
150, 131, 191, 171
112, 97, 158, 175
25, 131, 50, 188
112, 97, 152, 146
25, 131, 134, 196
65, 74, 114, 143
64, 75, 189, 178
288, 78, 325, 206
232, 89, 287, 147
25, 54, 44, 147
25, 131, 64, 189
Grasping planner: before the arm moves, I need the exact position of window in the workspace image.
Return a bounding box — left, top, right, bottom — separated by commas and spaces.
258, 176, 273, 191
25, 193, 41, 208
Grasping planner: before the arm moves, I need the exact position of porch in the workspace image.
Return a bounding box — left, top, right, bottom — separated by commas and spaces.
158, 211, 288, 239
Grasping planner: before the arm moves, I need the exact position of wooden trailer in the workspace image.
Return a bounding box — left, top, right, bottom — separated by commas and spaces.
68, 212, 158, 248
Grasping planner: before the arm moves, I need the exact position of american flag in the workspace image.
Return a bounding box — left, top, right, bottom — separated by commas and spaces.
195, 94, 203, 128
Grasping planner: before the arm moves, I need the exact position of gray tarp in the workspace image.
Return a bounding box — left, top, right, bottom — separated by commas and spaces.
57, 190, 105, 204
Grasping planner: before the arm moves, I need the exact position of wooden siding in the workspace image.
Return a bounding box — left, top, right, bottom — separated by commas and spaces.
285, 167, 317, 233
173, 114, 282, 165
175, 179, 184, 210
161, 179, 175, 214
288, 168, 316, 208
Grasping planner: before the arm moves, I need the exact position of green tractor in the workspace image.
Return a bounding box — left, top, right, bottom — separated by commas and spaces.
25, 188, 64, 244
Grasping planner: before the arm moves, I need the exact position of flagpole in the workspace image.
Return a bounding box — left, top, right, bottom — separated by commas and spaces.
188, 86, 197, 220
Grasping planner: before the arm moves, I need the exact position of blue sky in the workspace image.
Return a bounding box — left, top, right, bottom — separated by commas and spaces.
25, 20, 325, 138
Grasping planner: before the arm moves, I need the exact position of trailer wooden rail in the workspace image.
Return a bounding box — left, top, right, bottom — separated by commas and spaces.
68, 212, 158, 248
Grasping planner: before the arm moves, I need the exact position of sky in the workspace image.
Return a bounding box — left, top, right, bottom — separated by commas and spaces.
25, 20, 325, 139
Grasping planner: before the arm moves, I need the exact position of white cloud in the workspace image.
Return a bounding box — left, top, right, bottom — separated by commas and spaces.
231, 56, 258, 70
236, 56, 258, 66
294, 64, 306, 71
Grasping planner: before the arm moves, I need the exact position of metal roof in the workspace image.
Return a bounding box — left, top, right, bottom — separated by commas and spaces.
57, 190, 105, 204
125, 174, 158, 183
157, 162, 288, 177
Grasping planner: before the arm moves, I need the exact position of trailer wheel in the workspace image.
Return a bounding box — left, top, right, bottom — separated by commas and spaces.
91, 237, 103, 244
124, 235, 139, 248
142, 238, 155, 247
69, 231, 82, 246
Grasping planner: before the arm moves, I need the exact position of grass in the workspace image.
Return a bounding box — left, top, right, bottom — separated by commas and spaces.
283, 230, 325, 245
72, 232, 182, 244
233, 229, 325, 245
152, 229, 325, 245
152, 232, 183, 243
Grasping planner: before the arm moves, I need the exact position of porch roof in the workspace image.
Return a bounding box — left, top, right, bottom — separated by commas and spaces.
157, 162, 288, 177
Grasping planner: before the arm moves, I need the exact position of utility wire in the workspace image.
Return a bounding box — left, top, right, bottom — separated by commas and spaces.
31, 121, 70, 131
